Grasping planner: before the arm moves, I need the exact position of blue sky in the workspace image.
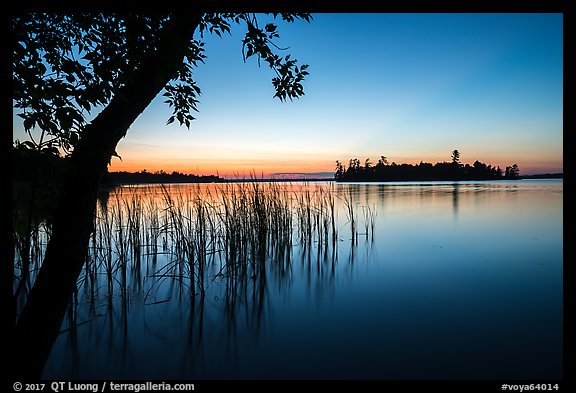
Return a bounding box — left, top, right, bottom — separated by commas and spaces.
14, 13, 564, 177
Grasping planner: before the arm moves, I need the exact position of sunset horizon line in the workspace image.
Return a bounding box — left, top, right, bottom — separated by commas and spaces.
107, 163, 564, 179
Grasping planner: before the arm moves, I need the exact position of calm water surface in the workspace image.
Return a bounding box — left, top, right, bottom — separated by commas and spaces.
42, 180, 563, 380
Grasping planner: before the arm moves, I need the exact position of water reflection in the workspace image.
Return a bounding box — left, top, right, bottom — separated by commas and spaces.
452, 182, 459, 216
39, 180, 563, 379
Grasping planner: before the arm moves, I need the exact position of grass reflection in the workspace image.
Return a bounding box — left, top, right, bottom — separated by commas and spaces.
25, 180, 562, 379
16, 182, 372, 346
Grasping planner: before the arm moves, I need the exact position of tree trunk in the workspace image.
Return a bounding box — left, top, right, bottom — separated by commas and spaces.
12, 12, 202, 379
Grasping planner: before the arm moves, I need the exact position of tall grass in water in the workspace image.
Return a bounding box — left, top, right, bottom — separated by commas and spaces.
341, 187, 357, 245
14, 182, 374, 328
13, 201, 51, 310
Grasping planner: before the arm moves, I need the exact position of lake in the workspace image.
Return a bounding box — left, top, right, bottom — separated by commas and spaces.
40, 179, 563, 380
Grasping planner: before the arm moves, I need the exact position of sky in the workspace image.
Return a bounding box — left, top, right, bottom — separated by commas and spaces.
13, 13, 564, 178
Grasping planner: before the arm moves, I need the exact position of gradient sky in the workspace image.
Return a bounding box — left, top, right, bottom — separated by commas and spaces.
13, 13, 563, 177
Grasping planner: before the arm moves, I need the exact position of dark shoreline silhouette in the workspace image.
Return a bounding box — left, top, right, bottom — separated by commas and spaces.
518, 173, 563, 179
105, 171, 562, 185
334, 152, 536, 182
102, 170, 224, 185
13, 145, 560, 188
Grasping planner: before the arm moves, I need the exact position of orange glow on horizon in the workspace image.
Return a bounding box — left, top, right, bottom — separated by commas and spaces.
108, 157, 336, 179
108, 153, 563, 178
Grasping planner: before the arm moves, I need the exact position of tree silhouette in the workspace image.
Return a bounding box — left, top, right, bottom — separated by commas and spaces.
451, 149, 460, 165
335, 160, 345, 181
12, 12, 312, 378
335, 151, 518, 182
505, 163, 520, 179
100, 169, 224, 185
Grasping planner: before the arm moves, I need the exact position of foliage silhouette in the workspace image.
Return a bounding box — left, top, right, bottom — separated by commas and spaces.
12, 12, 312, 379
335, 151, 520, 182
102, 169, 224, 185
13, 141, 67, 227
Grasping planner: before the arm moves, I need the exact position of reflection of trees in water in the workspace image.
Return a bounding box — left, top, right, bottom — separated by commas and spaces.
452, 182, 459, 216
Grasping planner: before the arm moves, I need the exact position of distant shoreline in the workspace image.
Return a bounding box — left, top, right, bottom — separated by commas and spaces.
334, 173, 564, 183
518, 173, 563, 179
102, 171, 562, 185
257, 174, 564, 182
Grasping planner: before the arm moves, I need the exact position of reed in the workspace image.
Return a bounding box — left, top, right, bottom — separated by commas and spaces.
362, 203, 377, 242
14, 182, 374, 318
341, 186, 358, 245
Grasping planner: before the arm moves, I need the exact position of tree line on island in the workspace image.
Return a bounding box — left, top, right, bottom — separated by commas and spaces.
335, 150, 520, 182
101, 169, 224, 185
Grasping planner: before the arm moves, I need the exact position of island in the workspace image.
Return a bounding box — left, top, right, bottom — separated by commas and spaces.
334, 150, 522, 182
